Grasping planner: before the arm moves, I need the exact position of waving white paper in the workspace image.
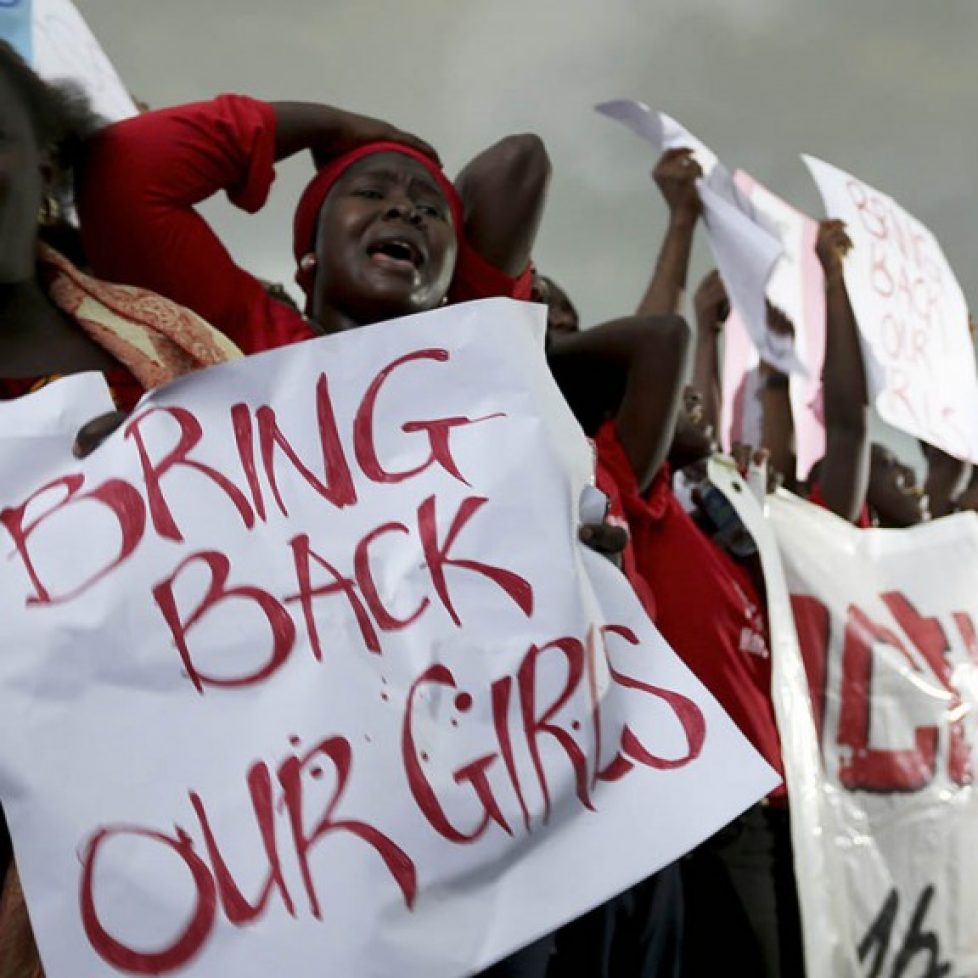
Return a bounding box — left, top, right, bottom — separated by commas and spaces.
596, 100, 782, 365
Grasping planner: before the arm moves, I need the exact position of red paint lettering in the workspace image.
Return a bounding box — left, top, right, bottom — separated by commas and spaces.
518, 637, 593, 822
790, 594, 831, 743
256, 374, 357, 517
189, 762, 295, 924
80, 825, 216, 974
0, 474, 145, 605
601, 625, 706, 774
284, 533, 380, 657
354, 349, 503, 487
152, 551, 296, 691
837, 605, 938, 792
418, 494, 533, 626
403, 665, 510, 842
278, 735, 416, 913
126, 407, 254, 542
881, 592, 971, 786
354, 522, 429, 631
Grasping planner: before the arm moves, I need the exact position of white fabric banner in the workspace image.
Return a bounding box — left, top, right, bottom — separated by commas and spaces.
804, 154, 978, 462
711, 463, 978, 978
0, 300, 777, 978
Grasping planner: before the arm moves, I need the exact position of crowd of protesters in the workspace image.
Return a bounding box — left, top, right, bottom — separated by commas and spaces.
2, 35, 975, 978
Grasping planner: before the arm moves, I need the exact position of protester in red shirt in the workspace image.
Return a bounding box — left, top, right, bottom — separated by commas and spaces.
540, 144, 804, 978
76, 95, 547, 352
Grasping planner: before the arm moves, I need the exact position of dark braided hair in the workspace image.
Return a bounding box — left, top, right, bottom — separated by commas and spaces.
0, 39, 102, 208
0, 40, 102, 260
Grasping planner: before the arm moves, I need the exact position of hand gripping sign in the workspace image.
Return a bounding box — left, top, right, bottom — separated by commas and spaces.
0, 300, 777, 978
596, 99, 787, 371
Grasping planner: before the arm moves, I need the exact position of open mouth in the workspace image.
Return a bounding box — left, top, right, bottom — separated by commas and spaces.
367, 237, 424, 270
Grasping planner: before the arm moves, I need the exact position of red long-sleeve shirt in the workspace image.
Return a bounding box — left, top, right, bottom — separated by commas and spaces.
596, 424, 786, 794
77, 95, 530, 355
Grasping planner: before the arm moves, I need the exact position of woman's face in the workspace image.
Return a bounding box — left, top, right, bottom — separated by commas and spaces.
0, 71, 43, 284
311, 152, 457, 327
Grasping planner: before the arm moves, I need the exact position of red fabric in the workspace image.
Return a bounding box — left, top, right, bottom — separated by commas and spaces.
0, 367, 141, 411
592, 429, 655, 621
78, 95, 531, 356
596, 423, 785, 794
808, 481, 872, 528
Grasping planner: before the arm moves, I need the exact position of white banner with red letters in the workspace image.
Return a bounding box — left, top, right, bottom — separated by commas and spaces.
0, 299, 777, 978
711, 461, 978, 978
804, 155, 978, 463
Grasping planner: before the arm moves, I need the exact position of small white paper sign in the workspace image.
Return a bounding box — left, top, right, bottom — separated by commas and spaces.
721, 172, 827, 477
803, 155, 978, 461
596, 100, 782, 362
32, 0, 136, 123
0, 300, 777, 978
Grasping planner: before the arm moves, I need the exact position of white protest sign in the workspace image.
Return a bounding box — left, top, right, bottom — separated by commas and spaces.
804, 155, 978, 462
594, 100, 718, 175
0, 300, 777, 978
596, 100, 782, 360
32, 0, 136, 122
721, 172, 827, 478
711, 467, 978, 978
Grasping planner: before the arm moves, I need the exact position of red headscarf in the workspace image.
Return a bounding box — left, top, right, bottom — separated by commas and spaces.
292, 141, 464, 307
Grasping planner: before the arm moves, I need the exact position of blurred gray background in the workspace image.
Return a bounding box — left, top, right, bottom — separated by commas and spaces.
75, 0, 978, 462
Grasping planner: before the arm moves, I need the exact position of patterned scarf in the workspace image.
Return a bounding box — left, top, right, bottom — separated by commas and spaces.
38, 243, 243, 385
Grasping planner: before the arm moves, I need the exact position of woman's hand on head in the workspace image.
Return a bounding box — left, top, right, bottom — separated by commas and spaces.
310, 107, 439, 168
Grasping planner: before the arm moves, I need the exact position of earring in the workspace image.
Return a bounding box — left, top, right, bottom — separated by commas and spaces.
38, 192, 60, 227
300, 253, 317, 272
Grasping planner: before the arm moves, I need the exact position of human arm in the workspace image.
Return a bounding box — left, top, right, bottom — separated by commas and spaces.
548, 315, 692, 492
691, 269, 728, 435
272, 101, 437, 164
757, 303, 798, 487
816, 219, 871, 522
922, 444, 971, 518
760, 368, 795, 489
78, 96, 432, 346
452, 134, 551, 283
635, 149, 703, 316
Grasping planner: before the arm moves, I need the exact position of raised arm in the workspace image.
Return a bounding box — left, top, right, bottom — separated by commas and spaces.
452, 134, 551, 280
690, 269, 728, 435
815, 219, 870, 522
78, 95, 433, 347
548, 315, 692, 492
636, 149, 703, 316
922, 443, 971, 518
